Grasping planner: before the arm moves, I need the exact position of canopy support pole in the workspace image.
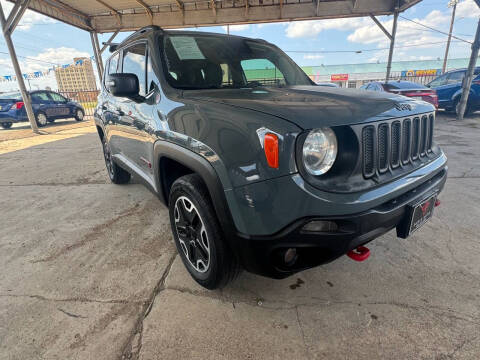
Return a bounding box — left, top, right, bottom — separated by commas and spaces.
0, 0, 39, 133
90, 32, 104, 83
385, 10, 398, 83
457, 16, 480, 120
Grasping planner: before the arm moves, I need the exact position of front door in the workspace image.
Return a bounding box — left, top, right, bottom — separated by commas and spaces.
115, 42, 155, 180
48, 92, 71, 119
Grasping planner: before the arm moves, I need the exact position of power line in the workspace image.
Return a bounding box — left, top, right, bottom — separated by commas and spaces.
398, 15, 472, 44
285, 40, 466, 54
0, 50, 61, 66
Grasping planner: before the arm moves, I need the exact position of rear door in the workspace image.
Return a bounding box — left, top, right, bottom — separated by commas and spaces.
429, 73, 458, 108
31, 91, 53, 116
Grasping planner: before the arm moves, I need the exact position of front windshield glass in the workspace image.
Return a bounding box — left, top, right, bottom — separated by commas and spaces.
161, 34, 312, 90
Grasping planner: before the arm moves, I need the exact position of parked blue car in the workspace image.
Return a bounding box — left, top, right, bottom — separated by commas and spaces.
0, 90, 85, 129
427, 67, 480, 116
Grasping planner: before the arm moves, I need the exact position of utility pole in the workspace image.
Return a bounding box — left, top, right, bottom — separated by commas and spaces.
442, 0, 458, 74
457, 16, 480, 120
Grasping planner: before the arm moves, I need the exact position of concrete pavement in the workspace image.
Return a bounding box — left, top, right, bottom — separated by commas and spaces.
0, 112, 479, 359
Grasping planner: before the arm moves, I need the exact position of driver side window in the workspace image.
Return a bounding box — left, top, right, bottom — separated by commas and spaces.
429, 74, 448, 87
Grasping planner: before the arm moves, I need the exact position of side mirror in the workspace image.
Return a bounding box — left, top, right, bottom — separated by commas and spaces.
107, 73, 143, 101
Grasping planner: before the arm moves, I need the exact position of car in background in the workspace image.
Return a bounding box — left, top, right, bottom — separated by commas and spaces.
427, 67, 480, 116
0, 90, 85, 129
360, 80, 438, 109
316, 82, 339, 87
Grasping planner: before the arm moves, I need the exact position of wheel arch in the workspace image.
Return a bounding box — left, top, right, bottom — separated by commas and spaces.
153, 140, 238, 239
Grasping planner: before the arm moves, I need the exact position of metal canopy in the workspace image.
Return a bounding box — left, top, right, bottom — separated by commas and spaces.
7, 0, 420, 33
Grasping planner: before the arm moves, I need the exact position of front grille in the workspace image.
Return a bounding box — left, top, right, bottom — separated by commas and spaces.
361, 113, 435, 178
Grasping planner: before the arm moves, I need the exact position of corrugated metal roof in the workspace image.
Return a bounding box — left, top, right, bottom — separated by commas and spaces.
9, 0, 422, 33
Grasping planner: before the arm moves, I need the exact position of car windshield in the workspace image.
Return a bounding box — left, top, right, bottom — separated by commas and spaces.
161, 34, 312, 90
0, 92, 21, 100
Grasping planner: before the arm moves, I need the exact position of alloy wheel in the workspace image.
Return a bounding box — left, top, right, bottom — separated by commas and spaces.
174, 196, 210, 273
102, 139, 114, 178
76, 109, 84, 120
37, 113, 47, 126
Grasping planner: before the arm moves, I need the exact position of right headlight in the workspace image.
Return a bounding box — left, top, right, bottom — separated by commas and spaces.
302, 127, 338, 175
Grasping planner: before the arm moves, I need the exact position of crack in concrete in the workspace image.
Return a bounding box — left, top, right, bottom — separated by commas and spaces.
57, 308, 88, 319
0, 293, 142, 305
31, 203, 143, 264
295, 305, 311, 359
121, 253, 177, 360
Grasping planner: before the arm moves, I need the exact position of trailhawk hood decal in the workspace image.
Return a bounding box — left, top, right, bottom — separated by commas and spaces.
183, 85, 432, 129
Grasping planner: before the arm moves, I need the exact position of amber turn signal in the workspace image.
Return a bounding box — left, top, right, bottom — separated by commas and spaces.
264, 133, 279, 168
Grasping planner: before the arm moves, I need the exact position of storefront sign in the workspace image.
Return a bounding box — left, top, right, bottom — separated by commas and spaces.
331, 74, 349, 81
401, 69, 441, 77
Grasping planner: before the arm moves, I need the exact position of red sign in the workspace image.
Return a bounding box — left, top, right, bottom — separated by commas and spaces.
331, 74, 349, 81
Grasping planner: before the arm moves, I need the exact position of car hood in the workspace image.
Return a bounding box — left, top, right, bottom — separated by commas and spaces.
183, 85, 431, 129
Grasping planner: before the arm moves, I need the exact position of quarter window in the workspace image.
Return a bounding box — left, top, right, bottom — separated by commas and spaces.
32, 92, 50, 101
122, 43, 147, 96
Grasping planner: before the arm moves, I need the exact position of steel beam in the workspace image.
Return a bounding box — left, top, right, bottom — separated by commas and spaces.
370, 14, 392, 40
457, 17, 480, 120
100, 30, 119, 54
90, 32, 104, 83
385, 10, 398, 83
0, 1, 39, 133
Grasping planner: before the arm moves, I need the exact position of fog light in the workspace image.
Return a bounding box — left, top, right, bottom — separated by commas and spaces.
284, 248, 297, 266
302, 220, 338, 233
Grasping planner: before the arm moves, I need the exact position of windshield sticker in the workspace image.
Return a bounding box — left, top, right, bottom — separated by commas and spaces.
170, 37, 205, 60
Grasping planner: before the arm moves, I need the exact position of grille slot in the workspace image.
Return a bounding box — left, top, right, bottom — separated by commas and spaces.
391, 121, 401, 168
420, 115, 428, 155
362, 126, 375, 178
360, 113, 435, 179
411, 117, 420, 160
402, 119, 411, 164
378, 123, 389, 173
427, 114, 434, 152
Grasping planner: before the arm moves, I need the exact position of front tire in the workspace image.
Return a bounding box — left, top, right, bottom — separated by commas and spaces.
169, 174, 240, 289
36, 112, 48, 127
1, 122, 12, 129
101, 137, 130, 184
75, 108, 84, 121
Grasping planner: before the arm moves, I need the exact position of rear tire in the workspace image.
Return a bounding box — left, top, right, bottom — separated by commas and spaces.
75, 108, 84, 121
169, 174, 240, 289
36, 112, 48, 127
1, 122, 12, 129
101, 137, 130, 184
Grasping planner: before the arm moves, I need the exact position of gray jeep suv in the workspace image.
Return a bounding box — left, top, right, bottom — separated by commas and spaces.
95, 26, 447, 289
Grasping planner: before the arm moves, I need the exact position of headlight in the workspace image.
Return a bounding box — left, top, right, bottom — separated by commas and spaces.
302, 128, 338, 175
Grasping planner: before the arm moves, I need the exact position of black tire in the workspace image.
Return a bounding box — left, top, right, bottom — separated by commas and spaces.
454, 97, 471, 117
74, 108, 85, 122
101, 137, 130, 184
36, 112, 48, 127
1, 122, 12, 129
169, 174, 240, 289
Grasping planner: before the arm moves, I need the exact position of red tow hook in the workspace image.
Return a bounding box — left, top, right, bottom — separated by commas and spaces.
435, 199, 441, 207
347, 246, 370, 262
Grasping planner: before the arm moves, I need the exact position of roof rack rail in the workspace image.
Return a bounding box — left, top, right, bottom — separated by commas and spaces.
120, 25, 162, 45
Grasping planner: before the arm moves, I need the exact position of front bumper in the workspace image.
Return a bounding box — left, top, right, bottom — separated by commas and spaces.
230, 163, 447, 279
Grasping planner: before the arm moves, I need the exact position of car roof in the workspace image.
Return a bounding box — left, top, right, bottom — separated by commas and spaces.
380, 80, 427, 90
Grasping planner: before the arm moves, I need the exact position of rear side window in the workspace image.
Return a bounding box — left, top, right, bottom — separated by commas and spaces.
122, 43, 147, 96
31, 92, 50, 101
49, 92, 67, 102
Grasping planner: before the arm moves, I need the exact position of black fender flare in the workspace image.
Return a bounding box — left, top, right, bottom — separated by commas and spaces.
152, 140, 238, 240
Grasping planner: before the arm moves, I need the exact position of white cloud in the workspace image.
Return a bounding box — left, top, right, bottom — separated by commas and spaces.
222, 24, 250, 32
0, 47, 91, 75
456, 0, 480, 19
285, 17, 370, 38
303, 54, 324, 60
0, 0, 56, 31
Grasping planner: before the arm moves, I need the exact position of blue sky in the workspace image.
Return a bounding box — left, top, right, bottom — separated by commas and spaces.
0, 0, 478, 86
